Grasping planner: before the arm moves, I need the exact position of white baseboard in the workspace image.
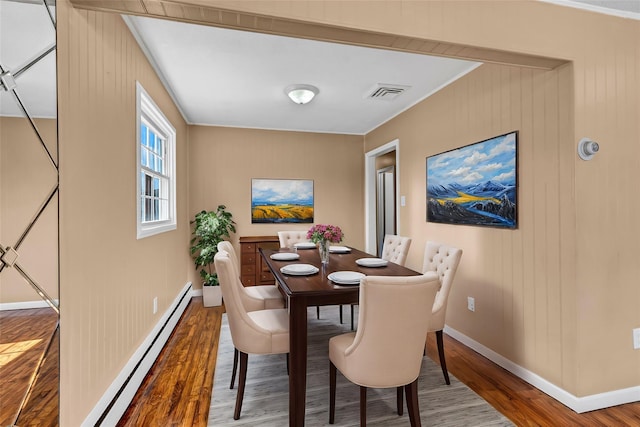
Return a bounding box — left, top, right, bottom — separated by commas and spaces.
0, 299, 60, 310
444, 325, 640, 413
82, 282, 193, 427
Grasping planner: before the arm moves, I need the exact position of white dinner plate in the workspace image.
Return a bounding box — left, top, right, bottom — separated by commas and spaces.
328, 271, 365, 285
329, 245, 351, 253
280, 263, 319, 275
270, 252, 300, 261
355, 258, 388, 268
293, 242, 316, 249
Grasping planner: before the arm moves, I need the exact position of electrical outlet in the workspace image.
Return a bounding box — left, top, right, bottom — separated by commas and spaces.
633, 328, 640, 350
467, 296, 475, 312
153, 297, 158, 314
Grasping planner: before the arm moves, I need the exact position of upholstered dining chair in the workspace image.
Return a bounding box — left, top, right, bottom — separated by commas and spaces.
349, 234, 412, 330
217, 241, 285, 390
214, 250, 290, 420
421, 241, 463, 385
276, 231, 326, 320
217, 241, 284, 311
277, 230, 310, 249
329, 274, 440, 427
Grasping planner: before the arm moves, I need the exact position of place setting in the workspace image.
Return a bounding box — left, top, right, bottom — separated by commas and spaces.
328, 270, 365, 286
270, 252, 300, 261
329, 245, 351, 253
293, 242, 316, 250
280, 263, 319, 276
355, 257, 388, 268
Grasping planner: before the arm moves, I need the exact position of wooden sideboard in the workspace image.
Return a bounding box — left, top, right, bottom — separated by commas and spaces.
239, 236, 280, 287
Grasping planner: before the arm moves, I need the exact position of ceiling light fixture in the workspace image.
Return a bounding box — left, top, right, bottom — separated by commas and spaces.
285, 84, 319, 105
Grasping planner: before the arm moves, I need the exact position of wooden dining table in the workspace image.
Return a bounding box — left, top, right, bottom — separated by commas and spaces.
260, 245, 421, 427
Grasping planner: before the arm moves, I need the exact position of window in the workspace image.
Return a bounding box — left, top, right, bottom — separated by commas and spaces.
136, 82, 176, 238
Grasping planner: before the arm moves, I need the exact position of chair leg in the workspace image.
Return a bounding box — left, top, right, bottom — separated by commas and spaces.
329, 361, 337, 424
317, 306, 321, 319
360, 386, 367, 427
405, 379, 421, 427
230, 348, 239, 389
286, 353, 290, 375
234, 351, 248, 420
436, 330, 451, 385
350, 305, 355, 331
396, 386, 403, 415
339, 305, 343, 323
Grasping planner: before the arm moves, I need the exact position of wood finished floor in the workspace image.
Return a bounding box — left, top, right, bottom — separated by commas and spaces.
120, 297, 640, 426
4, 299, 639, 426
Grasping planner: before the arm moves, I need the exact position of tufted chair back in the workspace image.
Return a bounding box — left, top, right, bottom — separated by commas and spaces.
277, 230, 310, 248
421, 241, 463, 331
380, 234, 412, 266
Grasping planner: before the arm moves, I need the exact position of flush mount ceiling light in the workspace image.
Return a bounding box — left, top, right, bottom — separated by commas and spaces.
285, 84, 319, 105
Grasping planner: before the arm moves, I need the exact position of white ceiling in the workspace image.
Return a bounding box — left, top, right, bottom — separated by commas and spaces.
125, 16, 480, 135
1, 0, 638, 129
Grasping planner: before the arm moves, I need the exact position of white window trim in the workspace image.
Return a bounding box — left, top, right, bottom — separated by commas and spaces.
136, 82, 176, 239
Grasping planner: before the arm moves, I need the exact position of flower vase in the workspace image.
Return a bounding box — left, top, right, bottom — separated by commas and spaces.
318, 240, 330, 264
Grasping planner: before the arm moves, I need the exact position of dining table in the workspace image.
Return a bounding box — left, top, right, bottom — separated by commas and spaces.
260, 244, 422, 427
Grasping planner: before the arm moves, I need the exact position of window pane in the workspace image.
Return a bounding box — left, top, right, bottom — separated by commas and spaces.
153, 177, 160, 198
141, 147, 147, 167
141, 124, 148, 146
145, 173, 153, 196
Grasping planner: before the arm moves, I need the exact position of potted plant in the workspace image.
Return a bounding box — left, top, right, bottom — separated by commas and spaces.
190, 205, 236, 307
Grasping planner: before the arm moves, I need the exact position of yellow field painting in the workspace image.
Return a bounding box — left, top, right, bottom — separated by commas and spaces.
252, 204, 314, 223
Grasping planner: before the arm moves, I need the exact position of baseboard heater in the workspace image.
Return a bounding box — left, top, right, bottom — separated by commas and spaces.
83, 282, 193, 426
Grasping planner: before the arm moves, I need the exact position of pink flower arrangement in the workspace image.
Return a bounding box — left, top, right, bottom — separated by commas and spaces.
307, 224, 343, 244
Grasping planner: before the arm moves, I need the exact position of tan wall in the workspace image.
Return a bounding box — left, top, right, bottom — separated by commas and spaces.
188, 126, 364, 271
367, 61, 583, 391
57, 1, 191, 425
0, 117, 58, 303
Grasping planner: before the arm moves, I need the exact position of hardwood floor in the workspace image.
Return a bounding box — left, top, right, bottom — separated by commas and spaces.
120, 297, 640, 426
4, 298, 638, 425
0, 308, 59, 427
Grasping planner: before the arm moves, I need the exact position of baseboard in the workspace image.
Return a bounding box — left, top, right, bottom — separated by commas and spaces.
444, 325, 640, 413
82, 282, 193, 427
0, 299, 60, 310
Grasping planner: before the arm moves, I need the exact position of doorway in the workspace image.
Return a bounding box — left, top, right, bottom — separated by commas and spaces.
365, 139, 399, 255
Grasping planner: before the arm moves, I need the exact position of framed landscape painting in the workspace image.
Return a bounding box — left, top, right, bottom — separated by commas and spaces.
251, 179, 314, 224
426, 131, 518, 229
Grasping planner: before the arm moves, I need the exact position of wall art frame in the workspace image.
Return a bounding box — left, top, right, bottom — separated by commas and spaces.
426, 131, 518, 229
251, 178, 314, 224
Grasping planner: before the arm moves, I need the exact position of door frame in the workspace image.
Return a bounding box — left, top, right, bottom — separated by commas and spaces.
364, 139, 399, 254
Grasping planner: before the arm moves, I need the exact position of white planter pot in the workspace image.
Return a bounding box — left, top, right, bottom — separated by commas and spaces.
202, 286, 222, 307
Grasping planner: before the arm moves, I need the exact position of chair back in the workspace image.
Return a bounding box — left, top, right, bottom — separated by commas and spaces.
214, 251, 274, 352
344, 275, 439, 387
217, 241, 239, 273
277, 231, 309, 248
380, 234, 412, 266
421, 241, 463, 331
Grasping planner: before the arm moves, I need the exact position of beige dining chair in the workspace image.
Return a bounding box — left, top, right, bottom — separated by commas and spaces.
217, 241, 285, 390
276, 231, 326, 320
329, 274, 440, 427
421, 241, 463, 385
217, 241, 284, 311
214, 250, 290, 420
349, 234, 413, 330
277, 230, 310, 249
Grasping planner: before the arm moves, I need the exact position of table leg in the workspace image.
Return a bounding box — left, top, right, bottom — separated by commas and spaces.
289, 297, 308, 427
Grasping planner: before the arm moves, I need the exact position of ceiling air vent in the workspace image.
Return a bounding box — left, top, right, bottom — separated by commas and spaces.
366, 83, 411, 100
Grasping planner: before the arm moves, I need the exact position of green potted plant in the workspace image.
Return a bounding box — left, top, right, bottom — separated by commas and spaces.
190, 205, 236, 307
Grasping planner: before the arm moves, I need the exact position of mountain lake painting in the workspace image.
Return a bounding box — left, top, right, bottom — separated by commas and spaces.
426, 131, 518, 229
251, 179, 314, 224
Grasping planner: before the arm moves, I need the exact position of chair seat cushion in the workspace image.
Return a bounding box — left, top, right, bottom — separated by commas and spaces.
245, 285, 285, 309
247, 308, 289, 354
